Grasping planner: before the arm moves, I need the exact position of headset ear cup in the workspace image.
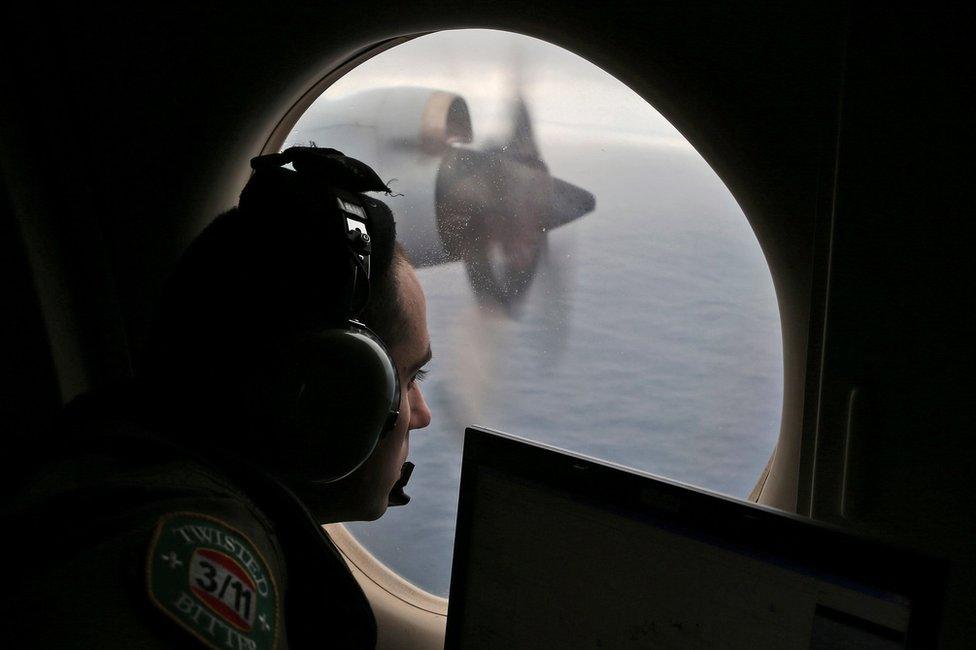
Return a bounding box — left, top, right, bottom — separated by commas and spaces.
273, 329, 398, 482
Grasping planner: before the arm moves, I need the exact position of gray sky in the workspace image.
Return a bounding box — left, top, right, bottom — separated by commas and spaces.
300, 29, 691, 150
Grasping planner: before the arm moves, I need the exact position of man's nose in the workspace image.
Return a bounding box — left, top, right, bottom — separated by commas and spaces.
410, 386, 432, 430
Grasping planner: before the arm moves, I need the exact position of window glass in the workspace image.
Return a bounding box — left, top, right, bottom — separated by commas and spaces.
286, 29, 783, 597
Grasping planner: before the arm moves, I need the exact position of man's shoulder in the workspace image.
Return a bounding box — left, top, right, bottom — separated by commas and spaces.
144, 509, 285, 649
4, 439, 290, 649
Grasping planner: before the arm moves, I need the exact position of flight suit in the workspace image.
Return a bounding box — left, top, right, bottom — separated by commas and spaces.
2, 393, 377, 649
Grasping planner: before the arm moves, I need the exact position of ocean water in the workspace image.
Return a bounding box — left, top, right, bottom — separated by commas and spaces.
346, 138, 784, 597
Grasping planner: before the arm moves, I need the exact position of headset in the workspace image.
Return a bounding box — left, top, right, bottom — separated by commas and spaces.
238, 147, 402, 484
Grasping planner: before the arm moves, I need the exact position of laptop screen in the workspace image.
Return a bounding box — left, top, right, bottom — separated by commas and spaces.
446, 428, 943, 649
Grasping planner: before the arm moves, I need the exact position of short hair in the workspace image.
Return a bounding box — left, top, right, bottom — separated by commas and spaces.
139, 172, 409, 406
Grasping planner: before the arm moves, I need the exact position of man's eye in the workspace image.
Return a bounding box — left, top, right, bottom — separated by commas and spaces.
411, 368, 429, 385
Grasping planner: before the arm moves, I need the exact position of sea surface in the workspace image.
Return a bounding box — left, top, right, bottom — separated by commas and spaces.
345, 138, 784, 597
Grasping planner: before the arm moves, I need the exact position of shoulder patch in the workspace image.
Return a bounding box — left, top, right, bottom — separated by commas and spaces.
146, 512, 280, 650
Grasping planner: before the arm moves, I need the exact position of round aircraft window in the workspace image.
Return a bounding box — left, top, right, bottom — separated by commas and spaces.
285, 29, 783, 598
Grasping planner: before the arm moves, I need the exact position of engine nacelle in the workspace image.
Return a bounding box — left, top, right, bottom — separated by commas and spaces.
288, 87, 473, 267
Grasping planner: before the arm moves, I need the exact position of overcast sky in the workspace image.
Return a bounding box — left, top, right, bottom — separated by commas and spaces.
299, 29, 691, 151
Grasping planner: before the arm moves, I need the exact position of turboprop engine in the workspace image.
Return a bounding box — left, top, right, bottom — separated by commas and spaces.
288, 86, 596, 315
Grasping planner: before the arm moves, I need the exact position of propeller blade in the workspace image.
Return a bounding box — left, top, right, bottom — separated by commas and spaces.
505, 96, 542, 162
547, 177, 597, 230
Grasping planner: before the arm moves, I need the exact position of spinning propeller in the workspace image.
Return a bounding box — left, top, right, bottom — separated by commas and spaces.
290, 75, 595, 317
435, 92, 595, 315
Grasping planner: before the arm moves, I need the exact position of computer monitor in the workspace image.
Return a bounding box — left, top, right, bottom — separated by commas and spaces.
446, 427, 944, 649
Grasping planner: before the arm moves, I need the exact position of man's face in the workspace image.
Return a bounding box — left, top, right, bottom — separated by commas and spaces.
303, 262, 432, 523
364, 262, 433, 518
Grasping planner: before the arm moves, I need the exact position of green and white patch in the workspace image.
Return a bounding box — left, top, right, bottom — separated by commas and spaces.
147, 512, 279, 650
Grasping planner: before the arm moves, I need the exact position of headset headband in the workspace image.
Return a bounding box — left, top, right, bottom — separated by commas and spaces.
248, 146, 393, 319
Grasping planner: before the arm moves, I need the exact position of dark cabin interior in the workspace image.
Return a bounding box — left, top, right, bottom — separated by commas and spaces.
1, 2, 971, 647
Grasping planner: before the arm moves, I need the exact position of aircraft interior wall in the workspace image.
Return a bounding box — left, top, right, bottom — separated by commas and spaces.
0, 174, 60, 494
807, 6, 974, 647
1, 1, 971, 647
